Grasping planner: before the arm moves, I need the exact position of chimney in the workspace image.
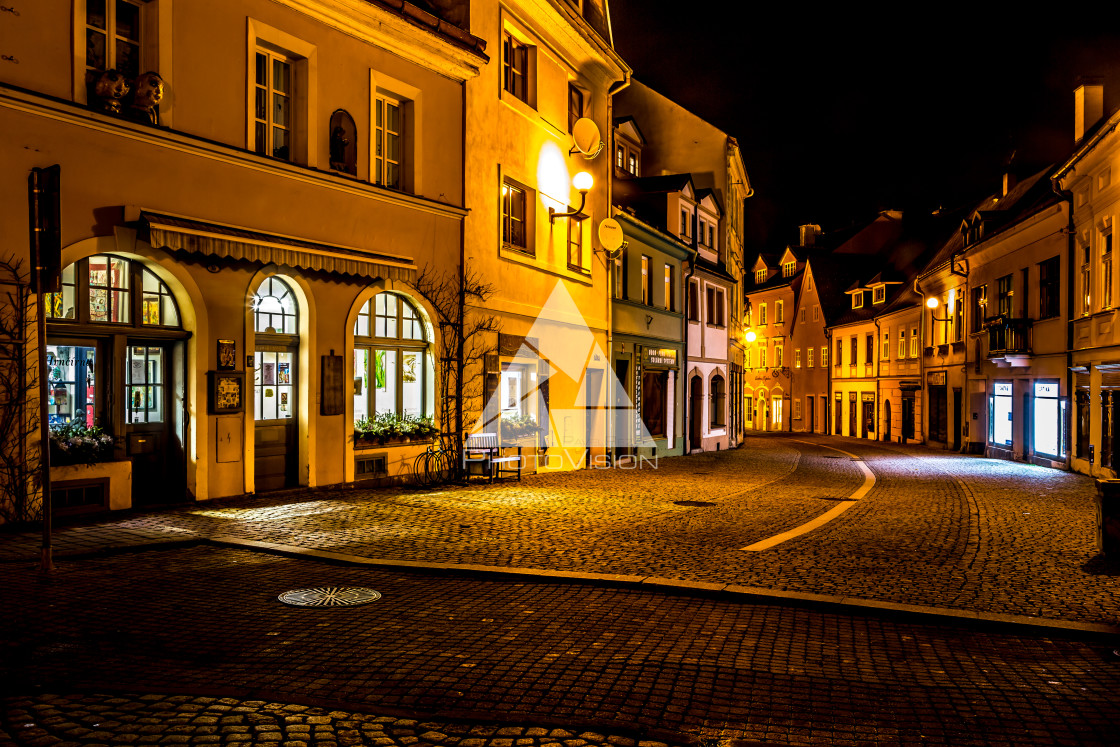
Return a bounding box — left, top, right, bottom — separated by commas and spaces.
799, 224, 821, 246
1075, 78, 1104, 142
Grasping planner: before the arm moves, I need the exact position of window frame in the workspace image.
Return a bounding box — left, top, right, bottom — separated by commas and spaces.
502, 31, 531, 106
352, 292, 430, 421
372, 92, 403, 189
1039, 255, 1061, 319
247, 19, 317, 167
501, 175, 534, 255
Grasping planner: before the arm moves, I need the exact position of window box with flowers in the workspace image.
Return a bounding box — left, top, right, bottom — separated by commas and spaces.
49, 422, 132, 514
352, 412, 438, 448
500, 414, 540, 446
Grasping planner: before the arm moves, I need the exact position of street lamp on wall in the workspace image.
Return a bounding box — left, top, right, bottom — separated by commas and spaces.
549, 171, 593, 224
925, 296, 951, 322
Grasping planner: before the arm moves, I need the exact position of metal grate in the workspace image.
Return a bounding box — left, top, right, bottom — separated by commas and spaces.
278, 587, 382, 607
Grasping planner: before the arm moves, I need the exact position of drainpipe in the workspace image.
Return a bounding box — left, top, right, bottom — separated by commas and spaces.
825, 327, 832, 434
683, 251, 696, 453
606, 72, 631, 462
1053, 177, 1075, 467
874, 316, 881, 441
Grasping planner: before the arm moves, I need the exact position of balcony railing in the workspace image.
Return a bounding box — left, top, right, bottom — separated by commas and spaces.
985, 316, 1032, 356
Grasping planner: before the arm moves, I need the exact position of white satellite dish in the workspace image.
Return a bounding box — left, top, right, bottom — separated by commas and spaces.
598, 218, 624, 257
571, 117, 603, 159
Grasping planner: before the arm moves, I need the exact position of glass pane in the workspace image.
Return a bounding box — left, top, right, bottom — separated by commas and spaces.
1035, 396, 1059, 457
142, 293, 161, 325
273, 59, 290, 94
116, 40, 139, 80
272, 127, 289, 160
273, 92, 289, 127
90, 287, 109, 322
276, 351, 293, 419
353, 348, 369, 422
111, 289, 130, 323
402, 351, 423, 417
111, 257, 129, 289
254, 122, 267, 154
87, 0, 107, 29
375, 129, 382, 158
116, 1, 140, 41
376, 98, 383, 127
355, 301, 370, 337
386, 102, 400, 132
127, 346, 163, 423
89, 258, 109, 287
162, 293, 179, 327
47, 345, 98, 427
86, 29, 107, 70
386, 162, 399, 189
256, 52, 267, 86
255, 87, 267, 121
387, 131, 399, 162
374, 349, 397, 415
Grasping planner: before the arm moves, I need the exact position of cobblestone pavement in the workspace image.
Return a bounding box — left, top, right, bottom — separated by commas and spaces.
1, 693, 685, 747
3, 545, 1120, 745
2, 435, 1116, 625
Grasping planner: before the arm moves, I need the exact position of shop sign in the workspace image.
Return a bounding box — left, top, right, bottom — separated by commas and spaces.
1035, 382, 1059, 397
861, 392, 875, 402
994, 382, 1013, 396
927, 370, 946, 386
644, 347, 678, 368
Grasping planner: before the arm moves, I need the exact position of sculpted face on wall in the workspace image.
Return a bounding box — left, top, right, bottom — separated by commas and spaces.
87, 69, 165, 125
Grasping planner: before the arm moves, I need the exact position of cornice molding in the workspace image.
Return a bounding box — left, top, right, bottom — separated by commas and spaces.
505, 0, 629, 86
273, 0, 487, 81
0, 85, 468, 221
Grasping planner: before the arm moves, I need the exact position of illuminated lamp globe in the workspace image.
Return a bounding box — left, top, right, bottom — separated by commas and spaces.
745, 330, 757, 343
573, 171, 594, 192
926, 297, 940, 309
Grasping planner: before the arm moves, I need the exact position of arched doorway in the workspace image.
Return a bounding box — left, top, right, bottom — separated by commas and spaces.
689, 375, 702, 449
45, 254, 189, 507
884, 399, 892, 442
252, 276, 300, 491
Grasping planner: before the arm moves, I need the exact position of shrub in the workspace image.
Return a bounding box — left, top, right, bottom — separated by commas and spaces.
353, 412, 438, 443
501, 413, 538, 439
49, 421, 115, 466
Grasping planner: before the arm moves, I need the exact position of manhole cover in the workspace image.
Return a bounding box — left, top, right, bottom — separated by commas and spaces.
674, 500, 717, 507
278, 587, 382, 607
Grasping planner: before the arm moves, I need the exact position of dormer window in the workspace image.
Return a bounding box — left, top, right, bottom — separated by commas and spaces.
755, 269, 766, 284
782, 262, 795, 277
852, 292, 863, 309
628, 153, 638, 176
873, 286, 886, 304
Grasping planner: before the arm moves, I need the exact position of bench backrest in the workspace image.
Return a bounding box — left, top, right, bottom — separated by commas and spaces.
464, 432, 499, 451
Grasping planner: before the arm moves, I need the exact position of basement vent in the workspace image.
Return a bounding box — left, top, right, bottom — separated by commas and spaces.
355, 453, 388, 480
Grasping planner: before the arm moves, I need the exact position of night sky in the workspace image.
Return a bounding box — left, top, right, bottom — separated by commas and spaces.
607, 4, 1120, 252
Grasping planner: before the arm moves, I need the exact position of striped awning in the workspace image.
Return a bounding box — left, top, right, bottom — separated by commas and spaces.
141, 211, 415, 281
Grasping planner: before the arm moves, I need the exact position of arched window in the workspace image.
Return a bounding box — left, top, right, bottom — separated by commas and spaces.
353, 292, 428, 422
45, 254, 180, 327
710, 373, 726, 427
252, 276, 299, 422
253, 276, 298, 334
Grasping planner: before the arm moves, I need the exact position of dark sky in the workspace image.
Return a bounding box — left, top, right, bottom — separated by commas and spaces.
607, 4, 1120, 251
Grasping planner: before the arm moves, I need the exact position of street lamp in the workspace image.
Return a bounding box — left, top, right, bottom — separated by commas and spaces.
745, 329, 757, 343
549, 171, 593, 223
925, 296, 951, 322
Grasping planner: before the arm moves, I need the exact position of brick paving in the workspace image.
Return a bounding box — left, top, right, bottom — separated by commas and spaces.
2, 434, 1114, 625
3, 545, 1120, 745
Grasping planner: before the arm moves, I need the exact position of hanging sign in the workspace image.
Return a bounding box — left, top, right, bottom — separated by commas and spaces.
644, 347, 678, 368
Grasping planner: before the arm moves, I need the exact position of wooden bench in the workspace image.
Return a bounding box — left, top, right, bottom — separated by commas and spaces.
462, 432, 523, 483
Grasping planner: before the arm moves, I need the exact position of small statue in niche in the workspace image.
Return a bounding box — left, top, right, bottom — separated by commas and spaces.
125, 71, 164, 125
328, 109, 357, 175
329, 125, 351, 171
90, 69, 130, 114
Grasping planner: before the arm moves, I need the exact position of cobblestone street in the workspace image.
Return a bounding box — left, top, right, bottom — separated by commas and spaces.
3, 435, 1120, 745
3, 435, 1114, 624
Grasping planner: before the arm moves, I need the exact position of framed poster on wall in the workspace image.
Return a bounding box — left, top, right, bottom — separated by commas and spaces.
208, 371, 244, 414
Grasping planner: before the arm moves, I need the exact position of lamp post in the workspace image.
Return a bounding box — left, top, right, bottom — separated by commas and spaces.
549, 172, 593, 223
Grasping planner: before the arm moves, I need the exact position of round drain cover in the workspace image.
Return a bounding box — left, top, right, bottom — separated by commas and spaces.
278, 587, 381, 607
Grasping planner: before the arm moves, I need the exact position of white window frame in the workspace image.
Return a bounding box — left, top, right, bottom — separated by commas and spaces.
852, 292, 863, 309
370, 70, 422, 194
795, 348, 801, 368
758, 303, 767, 326
807, 347, 814, 368
776, 299, 784, 324
821, 346, 827, 368
782, 261, 795, 277
247, 19, 318, 167
873, 285, 886, 304
755, 269, 766, 284
253, 47, 294, 162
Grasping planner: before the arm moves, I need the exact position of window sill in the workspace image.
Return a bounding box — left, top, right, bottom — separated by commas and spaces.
499, 245, 593, 286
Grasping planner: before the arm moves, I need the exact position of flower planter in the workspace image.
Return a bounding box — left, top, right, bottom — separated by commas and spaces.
354, 436, 435, 450
51, 460, 132, 515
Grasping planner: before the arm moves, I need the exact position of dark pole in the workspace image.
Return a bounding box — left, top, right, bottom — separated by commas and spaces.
29, 166, 59, 574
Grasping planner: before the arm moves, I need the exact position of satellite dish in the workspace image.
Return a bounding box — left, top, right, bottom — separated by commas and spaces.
571, 117, 603, 159
598, 218, 624, 257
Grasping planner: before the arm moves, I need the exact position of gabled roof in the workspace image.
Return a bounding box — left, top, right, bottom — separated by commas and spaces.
696, 188, 722, 215
613, 115, 646, 146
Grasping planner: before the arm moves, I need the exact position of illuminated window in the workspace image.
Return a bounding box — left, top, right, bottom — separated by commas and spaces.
1081, 242, 1091, 316
782, 261, 795, 277
502, 33, 529, 104
898, 329, 906, 359
882, 331, 889, 360
641, 255, 651, 305
795, 348, 801, 368
821, 345, 827, 368
353, 293, 429, 424
44, 254, 179, 328
616, 146, 624, 169
807, 347, 814, 368
710, 374, 726, 426
774, 344, 783, 367
772, 395, 782, 426
794, 398, 801, 420
909, 326, 919, 357
758, 303, 767, 325
873, 285, 886, 303
628, 153, 638, 175
972, 285, 988, 332
253, 49, 293, 161
567, 84, 583, 132
755, 269, 766, 284
567, 216, 583, 271
852, 291, 863, 309
373, 94, 402, 189
501, 176, 533, 253
253, 276, 298, 334
776, 300, 784, 324
1104, 231, 1114, 310
663, 265, 673, 310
